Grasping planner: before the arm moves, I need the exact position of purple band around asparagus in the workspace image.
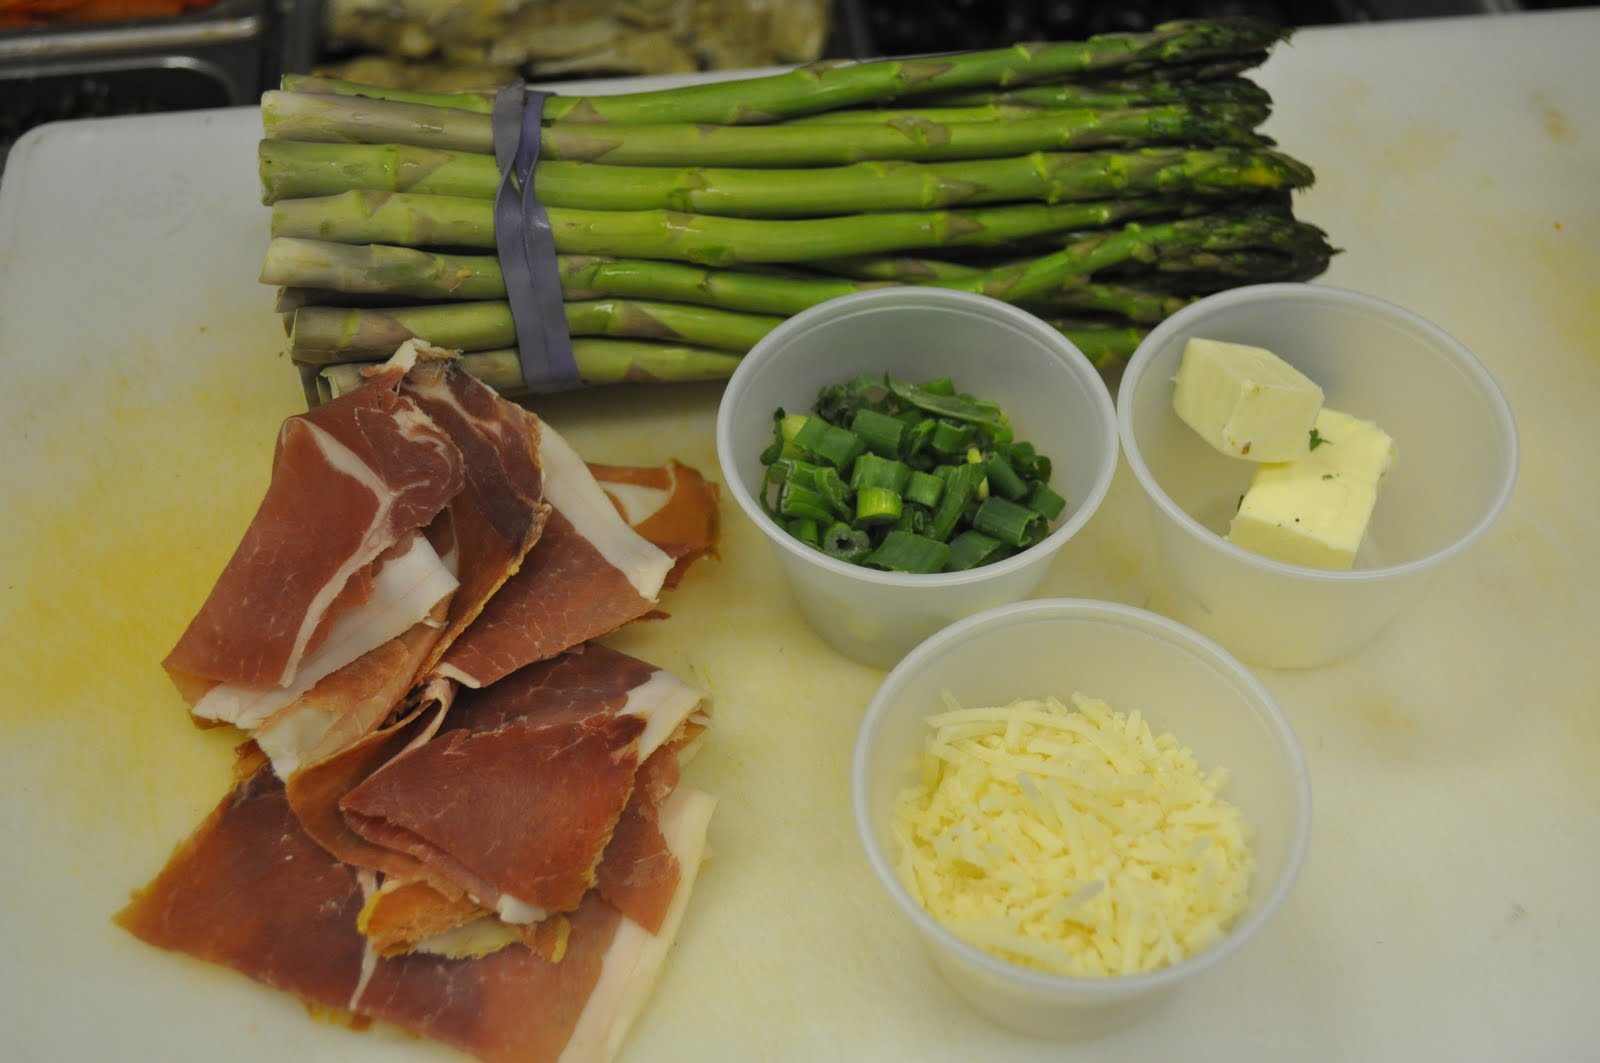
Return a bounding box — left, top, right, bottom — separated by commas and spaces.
492, 82, 579, 393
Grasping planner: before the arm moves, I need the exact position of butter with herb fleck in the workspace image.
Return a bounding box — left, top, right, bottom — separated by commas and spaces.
1227, 408, 1397, 570
1172, 337, 1325, 461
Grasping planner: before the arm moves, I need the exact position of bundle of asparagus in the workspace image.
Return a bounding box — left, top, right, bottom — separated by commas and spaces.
256, 17, 1334, 405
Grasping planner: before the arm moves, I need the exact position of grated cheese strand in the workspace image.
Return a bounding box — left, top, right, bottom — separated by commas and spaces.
891, 692, 1255, 978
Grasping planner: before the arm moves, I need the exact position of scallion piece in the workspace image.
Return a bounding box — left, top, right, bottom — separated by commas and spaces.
929, 461, 985, 542
792, 415, 865, 470
813, 464, 852, 519
888, 378, 1005, 429
787, 518, 821, 546
850, 407, 906, 458
984, 452, 1029, 501
901, 417, 934, 462
771, 456, 822, 490
1028, 481, 1068, 521
779, 481, 836, 524
971, 495, 1040, 546
864, 529, 950, 574
855, 484, 902, 526
928, 418, 975, 456
905, 469, 943, 508
821, 521, 872, 563
946, 529, 1007, 571
850, 452, 911, 494
896, 504, 931, 536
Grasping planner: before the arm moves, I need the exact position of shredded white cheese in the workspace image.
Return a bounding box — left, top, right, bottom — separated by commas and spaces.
891, 692, 1254, 978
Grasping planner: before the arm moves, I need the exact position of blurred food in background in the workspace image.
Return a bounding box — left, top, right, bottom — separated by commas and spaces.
312, 0, 832, 90
0, 0, 217, 29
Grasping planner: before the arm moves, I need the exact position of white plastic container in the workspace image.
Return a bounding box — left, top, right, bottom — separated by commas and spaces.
716, 287, 1119, 669
852, 598, 1312, 1039
1119, 283, 1518, 669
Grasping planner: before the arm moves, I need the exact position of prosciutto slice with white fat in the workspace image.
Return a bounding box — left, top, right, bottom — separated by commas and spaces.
590, 460, 720, 591
115, 753, 716, 1063
398, 347, 550, 674
354, 787, 717, 1063
433, 428, 676, 690
340, 643, 706, 926
164, 360, 463, 708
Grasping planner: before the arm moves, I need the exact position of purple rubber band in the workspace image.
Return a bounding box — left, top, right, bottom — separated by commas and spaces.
492, 82, 579, 393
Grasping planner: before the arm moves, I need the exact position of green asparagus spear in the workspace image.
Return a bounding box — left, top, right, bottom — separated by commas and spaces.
279, 19, 1287, 125
259, 140, 1312, 217
269, 191, 1188, 266
289, 298, 784, 362
315, 340, 744, 402
263, 92, 1267, 165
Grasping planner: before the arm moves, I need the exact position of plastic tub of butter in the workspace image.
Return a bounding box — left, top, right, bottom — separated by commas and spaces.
853, 598, 1311, 1038
1119, 283, 1518, 669
716, 287, 1119, 670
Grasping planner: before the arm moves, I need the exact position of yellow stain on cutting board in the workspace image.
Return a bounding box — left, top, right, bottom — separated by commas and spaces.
0, 330, 305, 854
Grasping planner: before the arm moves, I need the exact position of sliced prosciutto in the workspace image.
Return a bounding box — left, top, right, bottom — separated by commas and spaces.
594, 739, 686, 936
590, 460, 720, 590
340, 644, 707, 926
114, 756, 370, 1014
283, 681, 456, 884
116, 750, 716, 1063
434, 426, 675, 690
398, 344, 550, 672
164, 358, 464, 707
354, 787, 718, 1063
250, 596, 450, 779
357, 703, 707, 959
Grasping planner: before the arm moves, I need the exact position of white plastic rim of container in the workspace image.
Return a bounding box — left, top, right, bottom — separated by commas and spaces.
1117, 283, 1519, 669
851, 598, 1313, 1039
715, 287, 1119, 670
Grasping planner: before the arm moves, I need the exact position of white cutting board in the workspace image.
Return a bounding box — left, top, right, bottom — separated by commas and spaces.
2, 11, 1598, 1062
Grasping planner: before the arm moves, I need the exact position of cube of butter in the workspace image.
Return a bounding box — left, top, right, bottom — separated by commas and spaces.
1172, 337, 1324, 461
1227, 407, 1398, 570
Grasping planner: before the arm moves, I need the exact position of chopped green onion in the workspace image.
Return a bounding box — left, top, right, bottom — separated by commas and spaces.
769, 457, 822, 490
787, 518, 821, 546
971, 495, 1041, 547
821, 522, 872, 563
850, 452, 912, 494
905, 470, 943, 508
855, 485, 903, 526
984, 452, 1029, 501
946, 530, 1007, 571
864, 529, 950, 574
814, 465, 851, 518
850, 407, 906, 457
930, 461, 985, 542
779, 482, 836, 524
888, 379, 1006, 429
901, 418, 934, 463
896, 505, 931, 536
792, 416, 865, 470
929, 418, 976, 456
759, 373, 1060, 574
1027, 481, 1067, 521
1004, 441, 1049, 481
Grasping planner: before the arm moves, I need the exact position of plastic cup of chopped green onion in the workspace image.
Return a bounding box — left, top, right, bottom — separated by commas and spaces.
716, 288, 1118, 669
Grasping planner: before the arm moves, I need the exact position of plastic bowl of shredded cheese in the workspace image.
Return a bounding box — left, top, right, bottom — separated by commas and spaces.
852, 598, 1311, 1039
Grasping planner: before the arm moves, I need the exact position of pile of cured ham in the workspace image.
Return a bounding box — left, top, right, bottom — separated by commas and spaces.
116, 341, 723, 1063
